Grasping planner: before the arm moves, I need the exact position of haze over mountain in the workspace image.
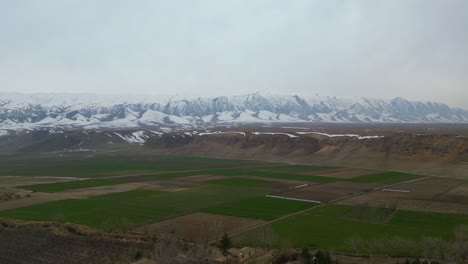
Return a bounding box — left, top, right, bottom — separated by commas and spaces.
1, 92, 467, 131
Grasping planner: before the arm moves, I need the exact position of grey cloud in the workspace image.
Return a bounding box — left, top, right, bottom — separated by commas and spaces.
0, 0, 467, 108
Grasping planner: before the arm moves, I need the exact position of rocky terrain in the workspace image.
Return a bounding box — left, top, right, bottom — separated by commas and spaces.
0, 218, 154, 264
0, 218, 224, 264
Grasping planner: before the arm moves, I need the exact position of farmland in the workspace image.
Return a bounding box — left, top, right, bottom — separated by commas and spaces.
337, 176, 468, 214
1, 153, 468, 258
235, 205, 468, 255
0, 185, 270, 229
203, 196, 317, 220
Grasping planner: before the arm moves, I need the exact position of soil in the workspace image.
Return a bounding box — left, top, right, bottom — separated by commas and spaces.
0, 180, 192, 211
0, 192, 65, 211
338, 192, 468, 214
278, 182, 379, 203
55, 181, 188, 199
337, 177, 468, 214
134, 212, 266, 243
0, 188, 33, 202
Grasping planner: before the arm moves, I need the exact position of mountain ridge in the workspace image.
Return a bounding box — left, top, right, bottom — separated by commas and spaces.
1, 92, 467, 130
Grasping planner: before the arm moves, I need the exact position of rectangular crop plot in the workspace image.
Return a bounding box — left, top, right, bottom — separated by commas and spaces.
203, 196, 316, 220
277, 182, 379, 203
56, 182, 189, 199
134, 212, 266, 243
337, 177, 468, 214
0, 190, 171, 229
256, 179, 315, 192
311, 168, 384, 179
349, 171, 422, 184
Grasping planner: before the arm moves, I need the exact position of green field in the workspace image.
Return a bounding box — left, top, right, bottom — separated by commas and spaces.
254, 164, 336, 173
0, 186, 270, 229
349, 171, 422, 185
204, 196, 317, 220
236, 204, 468, 255
206, 177, 272, 187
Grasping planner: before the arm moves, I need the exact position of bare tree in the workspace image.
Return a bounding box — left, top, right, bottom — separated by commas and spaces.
420, 236, 449, 260
213, 219, 225, 242
452, 226, 468, 261
345, 236, 366, 254
259, 225, 278, 252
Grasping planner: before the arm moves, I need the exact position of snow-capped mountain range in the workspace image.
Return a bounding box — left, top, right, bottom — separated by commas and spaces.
0, 92, 467, 130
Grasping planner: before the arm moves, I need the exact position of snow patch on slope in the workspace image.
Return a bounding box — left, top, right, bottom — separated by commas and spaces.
252, 132, 298, 138
297, 132, 384, 139
198, 131, 246, 136
114, 131, 151, 145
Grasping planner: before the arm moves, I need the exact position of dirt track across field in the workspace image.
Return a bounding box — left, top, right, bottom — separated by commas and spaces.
0, 176, 80, 187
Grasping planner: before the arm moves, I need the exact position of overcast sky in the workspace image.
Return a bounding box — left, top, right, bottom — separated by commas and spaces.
1, 0, 467, 108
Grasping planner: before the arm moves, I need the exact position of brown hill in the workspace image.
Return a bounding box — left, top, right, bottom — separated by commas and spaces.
145, 132, 468, 178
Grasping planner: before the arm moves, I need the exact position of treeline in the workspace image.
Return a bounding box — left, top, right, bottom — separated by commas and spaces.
398, 258, 440, 264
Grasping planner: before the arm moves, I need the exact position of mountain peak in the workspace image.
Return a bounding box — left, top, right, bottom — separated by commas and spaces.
0, 93, 466, 130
